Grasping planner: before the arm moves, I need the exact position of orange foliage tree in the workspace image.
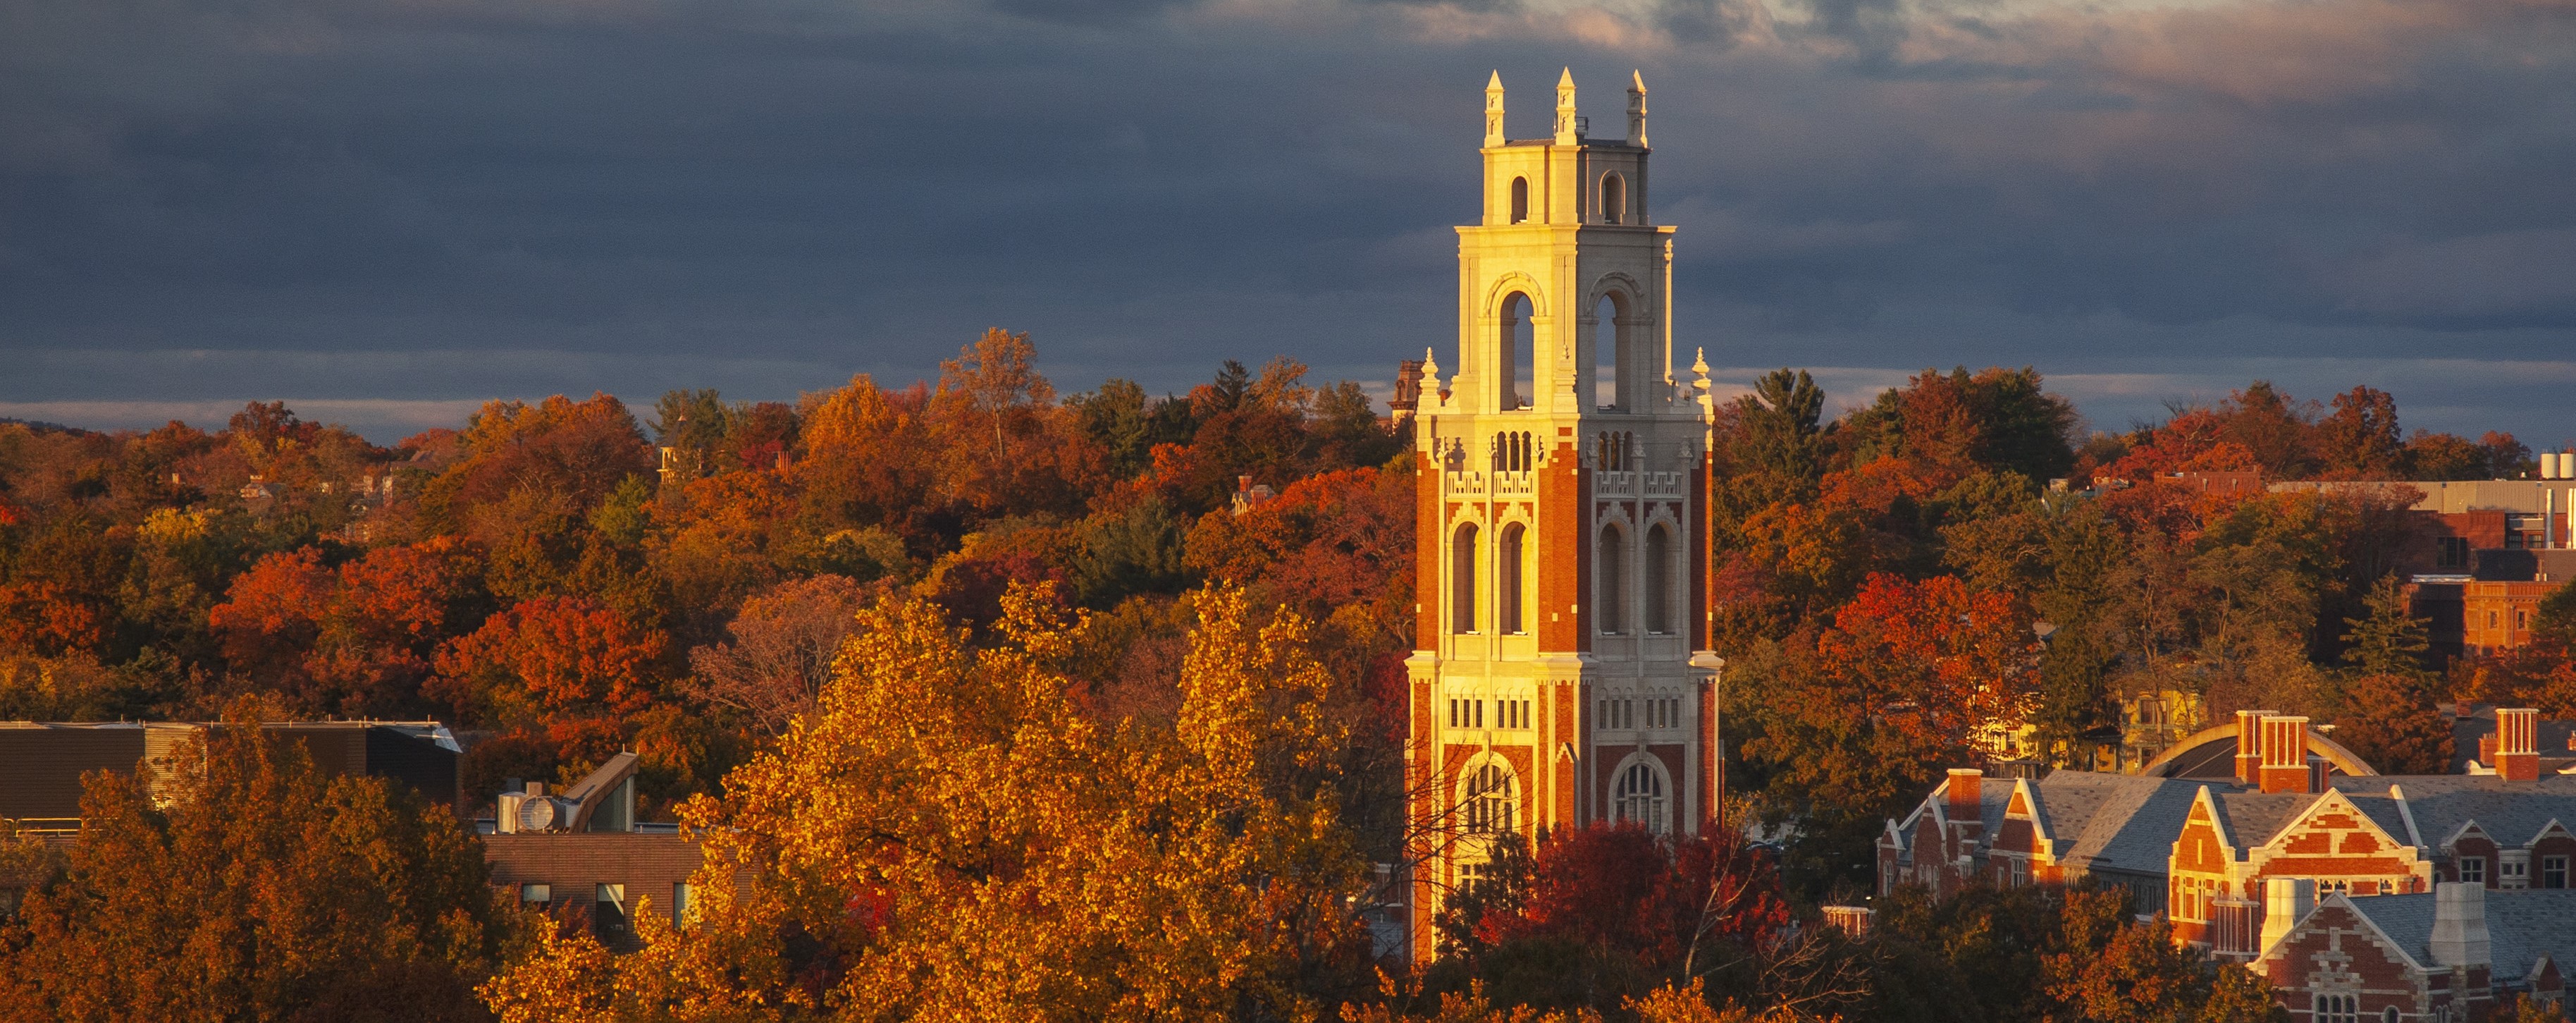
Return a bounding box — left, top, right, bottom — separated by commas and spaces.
480, 584, 1375, 1021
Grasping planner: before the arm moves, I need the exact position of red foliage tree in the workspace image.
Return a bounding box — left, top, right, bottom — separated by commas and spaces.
431, 596, 665, 720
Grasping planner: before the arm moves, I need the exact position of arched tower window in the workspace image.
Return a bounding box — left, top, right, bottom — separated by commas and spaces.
1510, 177, 1529, 223
1613, 756, 1669, 834
1645, 523, 1672, 635
1498, 293, 1533, 411
1500, 523, 1525, 635
1451, 523, 1479, 635
1594, 293, 1634, 412
1463, 759, 1519, 834
1601, 173, 1625, 225
1598, 525, 1627, 635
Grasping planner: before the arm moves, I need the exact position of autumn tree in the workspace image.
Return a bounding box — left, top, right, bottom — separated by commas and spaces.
682, 573, 871, 734
431, 596, 665, 721
2314, 386, 2403, 479
482, 584, 1375, 1020
1432, 826, 1794, 1015
0, 726, 524, 1022
1867, 883, 2285, 1023
1737, 573, 2038, 890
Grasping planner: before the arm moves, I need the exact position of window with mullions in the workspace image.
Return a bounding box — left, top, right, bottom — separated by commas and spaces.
1464, 761, 1518, 835
1613, 759, 1668, 834
2312, 993, 2358, 1023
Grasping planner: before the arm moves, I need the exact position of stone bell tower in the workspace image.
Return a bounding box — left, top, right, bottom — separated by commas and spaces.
1404, 68, 1722, 960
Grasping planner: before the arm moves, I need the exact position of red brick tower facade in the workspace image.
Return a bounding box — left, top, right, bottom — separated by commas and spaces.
1403, 68, 1721, 962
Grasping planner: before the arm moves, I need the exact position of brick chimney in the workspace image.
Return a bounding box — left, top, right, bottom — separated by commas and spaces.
2258, 877, 2315, 955
2257, 715, 2313, 795
2496, 708, 2540, 782
2429, 881, 2492, 969
2234, 709, 2276, 785
1946, 768, 1984, 820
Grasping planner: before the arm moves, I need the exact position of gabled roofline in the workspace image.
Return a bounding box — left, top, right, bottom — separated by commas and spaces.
2255, 788, 2403, 858
2267, 893, 2431, 972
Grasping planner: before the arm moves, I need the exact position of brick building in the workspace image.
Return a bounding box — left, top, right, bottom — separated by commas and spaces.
479, 752, 727, 951
1879, 711, 2576, 960
2254, 883, 2570, 1022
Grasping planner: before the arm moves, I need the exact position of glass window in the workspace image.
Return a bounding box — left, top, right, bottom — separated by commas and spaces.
1614, 759, 1668, 834
595, 883, 629, 939
520, 883, 550, 909
2546, 855, 2568, 889
1465, 761, 1517, 835
2460, 857, 2485, 884
1500, 524, 1527, 635
672, 883, 694, 926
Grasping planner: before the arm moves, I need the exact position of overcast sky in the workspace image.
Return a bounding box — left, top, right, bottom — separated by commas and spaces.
4, 0, 2574, 446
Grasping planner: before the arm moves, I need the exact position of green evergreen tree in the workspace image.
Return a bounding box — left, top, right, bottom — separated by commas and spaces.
2339, 573, 2431, 679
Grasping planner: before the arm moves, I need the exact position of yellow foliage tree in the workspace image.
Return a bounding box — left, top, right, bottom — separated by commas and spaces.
482, 583, 1373, 1021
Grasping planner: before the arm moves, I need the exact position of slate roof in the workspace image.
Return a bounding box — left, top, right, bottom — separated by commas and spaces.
2208, 791, 2314, 850
1881, 777, 2016, 862
2348, 891, 2436, 968
2343, 890, 2576, 982
2485, 890, 2576, 981
2343, 776, 2576, 849
2028, 771, 2202, 873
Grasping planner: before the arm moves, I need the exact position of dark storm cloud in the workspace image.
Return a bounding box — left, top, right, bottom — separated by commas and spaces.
2, 0, 2572, 444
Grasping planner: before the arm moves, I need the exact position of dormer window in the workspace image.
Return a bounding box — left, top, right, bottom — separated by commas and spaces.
1510, 177, 1529, 223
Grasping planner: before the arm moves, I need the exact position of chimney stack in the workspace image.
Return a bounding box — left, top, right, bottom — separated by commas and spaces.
2257, 715, 2314, 794
2234, 709, 2275, 785
2496, 708, 2539, 782
2259, 877, 2315, 955
1946, 768, 1984, 820
2429, 881, 2492, 969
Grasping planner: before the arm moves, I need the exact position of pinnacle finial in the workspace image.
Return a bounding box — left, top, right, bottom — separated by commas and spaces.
1483, 73, 1506, 147
1627, 70, 1650, 147
1554, 68, 1579, 143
